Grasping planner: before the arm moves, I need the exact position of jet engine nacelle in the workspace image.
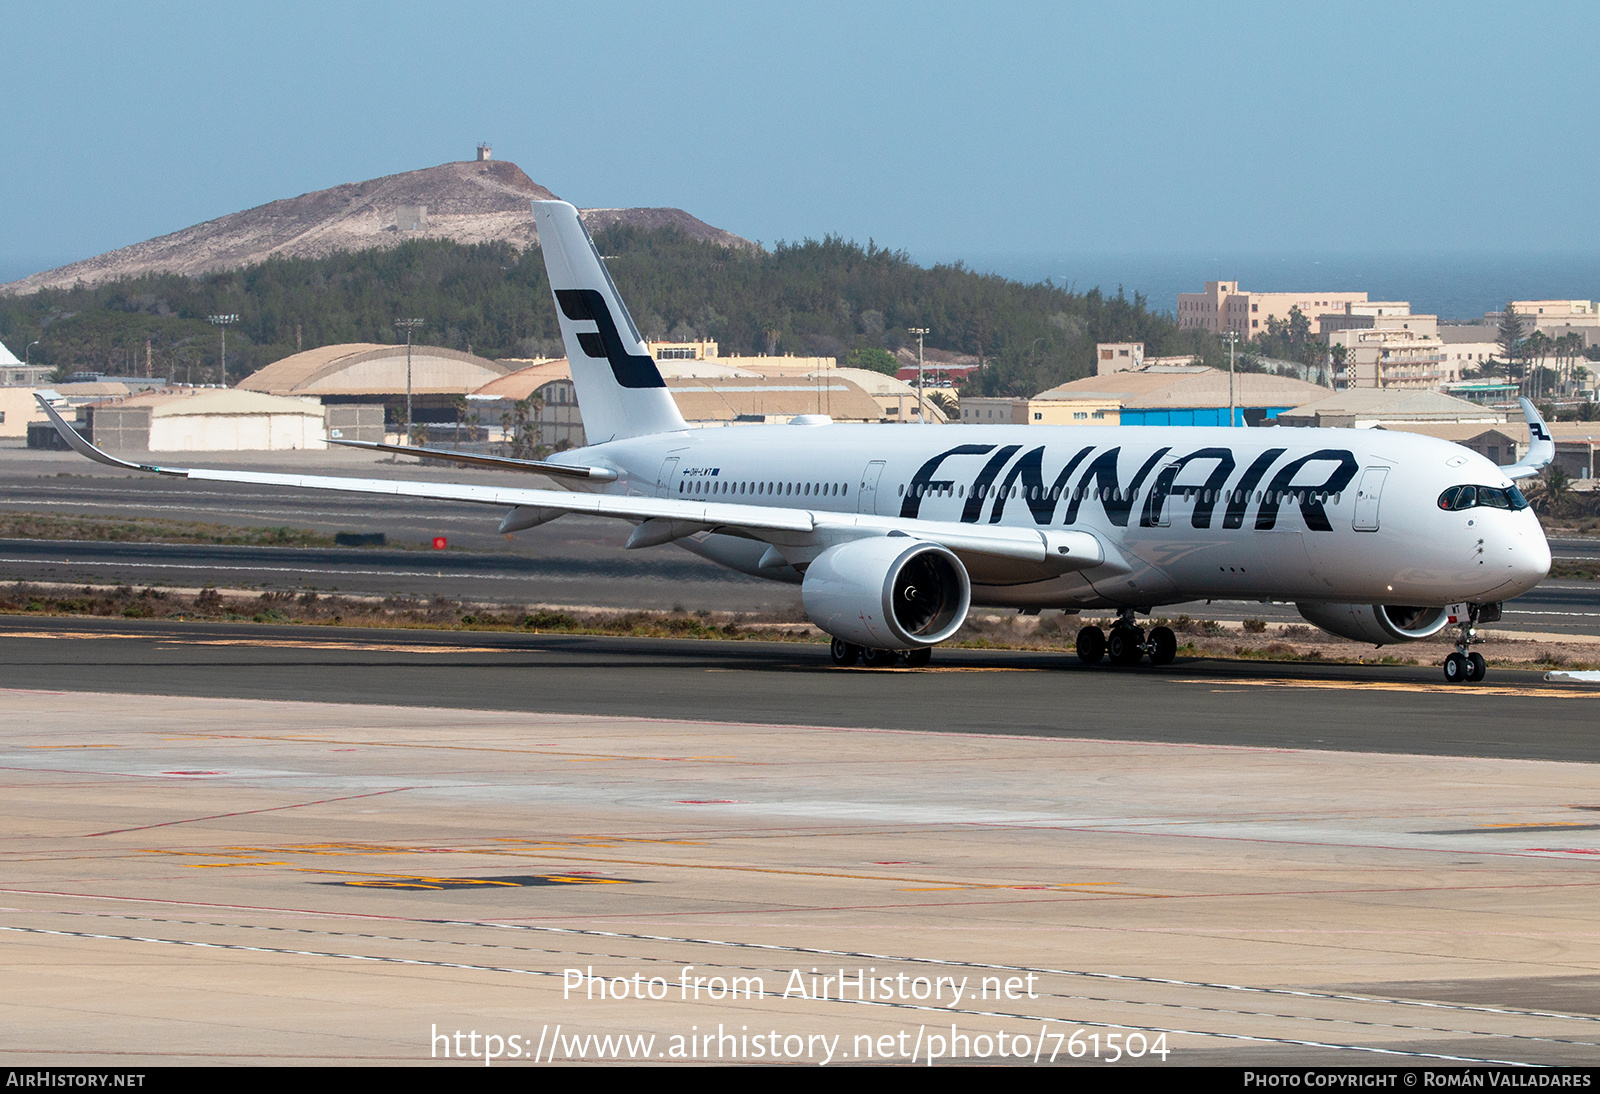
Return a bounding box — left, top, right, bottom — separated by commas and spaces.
802, 537, 971, 650
1295, 602, 1450, 646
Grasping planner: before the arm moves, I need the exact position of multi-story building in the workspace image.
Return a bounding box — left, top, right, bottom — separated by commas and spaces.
1328, 327, 1454, 389
1177, 281, 1368, 336
1487, 301, 1600, 330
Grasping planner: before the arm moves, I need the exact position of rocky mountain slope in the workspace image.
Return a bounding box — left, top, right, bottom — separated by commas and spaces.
2, 158, 753, 294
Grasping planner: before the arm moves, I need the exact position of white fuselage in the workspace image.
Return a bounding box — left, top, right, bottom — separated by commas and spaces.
557, 422, 1551, 611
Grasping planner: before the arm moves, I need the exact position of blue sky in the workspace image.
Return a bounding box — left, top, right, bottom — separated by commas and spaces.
5, 1, 1598, 279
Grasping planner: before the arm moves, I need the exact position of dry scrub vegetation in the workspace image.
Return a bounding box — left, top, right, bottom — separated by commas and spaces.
4, 582, 1594, 670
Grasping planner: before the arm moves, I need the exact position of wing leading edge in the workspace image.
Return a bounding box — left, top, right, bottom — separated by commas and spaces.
33, 394, 1110, 574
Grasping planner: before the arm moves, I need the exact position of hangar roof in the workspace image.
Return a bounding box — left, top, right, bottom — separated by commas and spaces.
1035, 367, 1328, 409
1277, 389, 1501, 424
94, 389, 324, 417
240, 344, 511, 396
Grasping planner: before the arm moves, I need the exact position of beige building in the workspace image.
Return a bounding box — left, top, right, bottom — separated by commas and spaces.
1178, 280, 1368, 336
85, 389, 327, 452
1318, 302, 1438, 338
960, 397, 1119, 425
1274, 389, 1504, 429
1329, 326, 1454, 389
0, 387, 50, 439
1490, 301, 1600, 329
240, 343, 512, 398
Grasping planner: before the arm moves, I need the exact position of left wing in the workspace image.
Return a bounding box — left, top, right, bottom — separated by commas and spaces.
35, 394, 1112, 574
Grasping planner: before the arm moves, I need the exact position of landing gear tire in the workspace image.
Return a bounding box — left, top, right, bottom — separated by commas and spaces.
903, 647, 932, 668
1148, 626, 1177, 666
830, 638, 861, 667
1076, 626, 1106, 665
1108, 626, 1145, 666
860, 647, 894, 668
1446, 606, 1489, 684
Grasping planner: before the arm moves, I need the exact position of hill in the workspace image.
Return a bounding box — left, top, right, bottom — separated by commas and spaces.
0, 158, 753, 295
0, 227, 1211, 392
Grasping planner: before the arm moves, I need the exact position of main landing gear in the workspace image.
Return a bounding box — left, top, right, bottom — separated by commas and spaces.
1076, 610, 1176, 668
1442, 606, 1489, 684
830, 637, 932, 669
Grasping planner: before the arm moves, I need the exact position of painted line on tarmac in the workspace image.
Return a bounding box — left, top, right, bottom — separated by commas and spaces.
82, 787, 414, 838
0, 628, 507, 654
0, 556, 548, 582
1170, 678, 1600, 699
157, 638, 508, 653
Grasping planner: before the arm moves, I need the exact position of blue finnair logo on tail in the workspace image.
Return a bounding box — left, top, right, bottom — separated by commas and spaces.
554, 288, 666, 389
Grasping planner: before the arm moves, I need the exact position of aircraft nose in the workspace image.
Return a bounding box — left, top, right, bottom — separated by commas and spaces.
1508, 524, 1552, 595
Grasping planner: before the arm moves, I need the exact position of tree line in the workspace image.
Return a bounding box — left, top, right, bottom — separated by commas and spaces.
0, 227, 1232, 396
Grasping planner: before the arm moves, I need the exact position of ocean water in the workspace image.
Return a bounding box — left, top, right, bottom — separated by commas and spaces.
922, 251, 1600, 323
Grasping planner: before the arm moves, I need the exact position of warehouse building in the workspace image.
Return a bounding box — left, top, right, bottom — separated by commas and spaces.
239, 343, 512, 440
84, 389, 327, 452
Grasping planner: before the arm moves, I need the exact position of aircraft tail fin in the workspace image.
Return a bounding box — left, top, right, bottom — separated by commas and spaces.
532, 201, 687, 442
1504, 397, 1555, 480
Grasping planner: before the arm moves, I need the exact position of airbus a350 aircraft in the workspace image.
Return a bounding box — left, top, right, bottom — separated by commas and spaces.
37, 200, 1553, 682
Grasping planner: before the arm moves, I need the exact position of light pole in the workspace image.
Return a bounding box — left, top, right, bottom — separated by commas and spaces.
207, 314, 238, 386
26, 341, 40, 368
908, 328, 929, 424
395, 318, 424, 443
1220, 328, 1239, 427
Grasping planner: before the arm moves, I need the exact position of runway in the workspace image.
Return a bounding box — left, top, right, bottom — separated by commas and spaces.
5, 616, 1600, 762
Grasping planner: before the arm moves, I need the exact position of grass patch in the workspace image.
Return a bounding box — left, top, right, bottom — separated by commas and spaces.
0, 511, 341, 548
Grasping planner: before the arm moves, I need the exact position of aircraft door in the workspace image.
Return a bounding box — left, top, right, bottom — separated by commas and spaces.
1150, 458, 1180, 527
857, 461, 886, 514
656, 456, 680, 498
1352, 466, 1388, 532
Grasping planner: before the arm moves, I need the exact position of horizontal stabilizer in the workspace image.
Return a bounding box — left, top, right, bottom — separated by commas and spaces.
330, 439, 617, 482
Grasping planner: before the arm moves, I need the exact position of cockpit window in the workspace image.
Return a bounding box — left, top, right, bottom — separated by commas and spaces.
1438, 484, 1530, 512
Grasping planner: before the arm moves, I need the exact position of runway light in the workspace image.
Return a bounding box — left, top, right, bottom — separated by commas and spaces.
433, 537, 447, 550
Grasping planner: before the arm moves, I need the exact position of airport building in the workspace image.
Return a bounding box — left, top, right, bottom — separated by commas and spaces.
961, 366, 1329, 427
1329, 326, 1454, 389
238, 343, 513, 439
1177, 280, 1369, 336
82, 389, 328, 452
471, 349, 945, 450
0, 339, 52, 388
1273, 389, 1504, 429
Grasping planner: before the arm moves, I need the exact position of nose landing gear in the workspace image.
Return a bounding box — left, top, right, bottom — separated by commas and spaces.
1077, 610, 1176, 667
1442, 603, 1494, 683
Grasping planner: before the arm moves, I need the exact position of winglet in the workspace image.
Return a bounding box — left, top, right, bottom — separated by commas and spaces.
1503, 397, 1555, 480
32, 393, 187, 476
